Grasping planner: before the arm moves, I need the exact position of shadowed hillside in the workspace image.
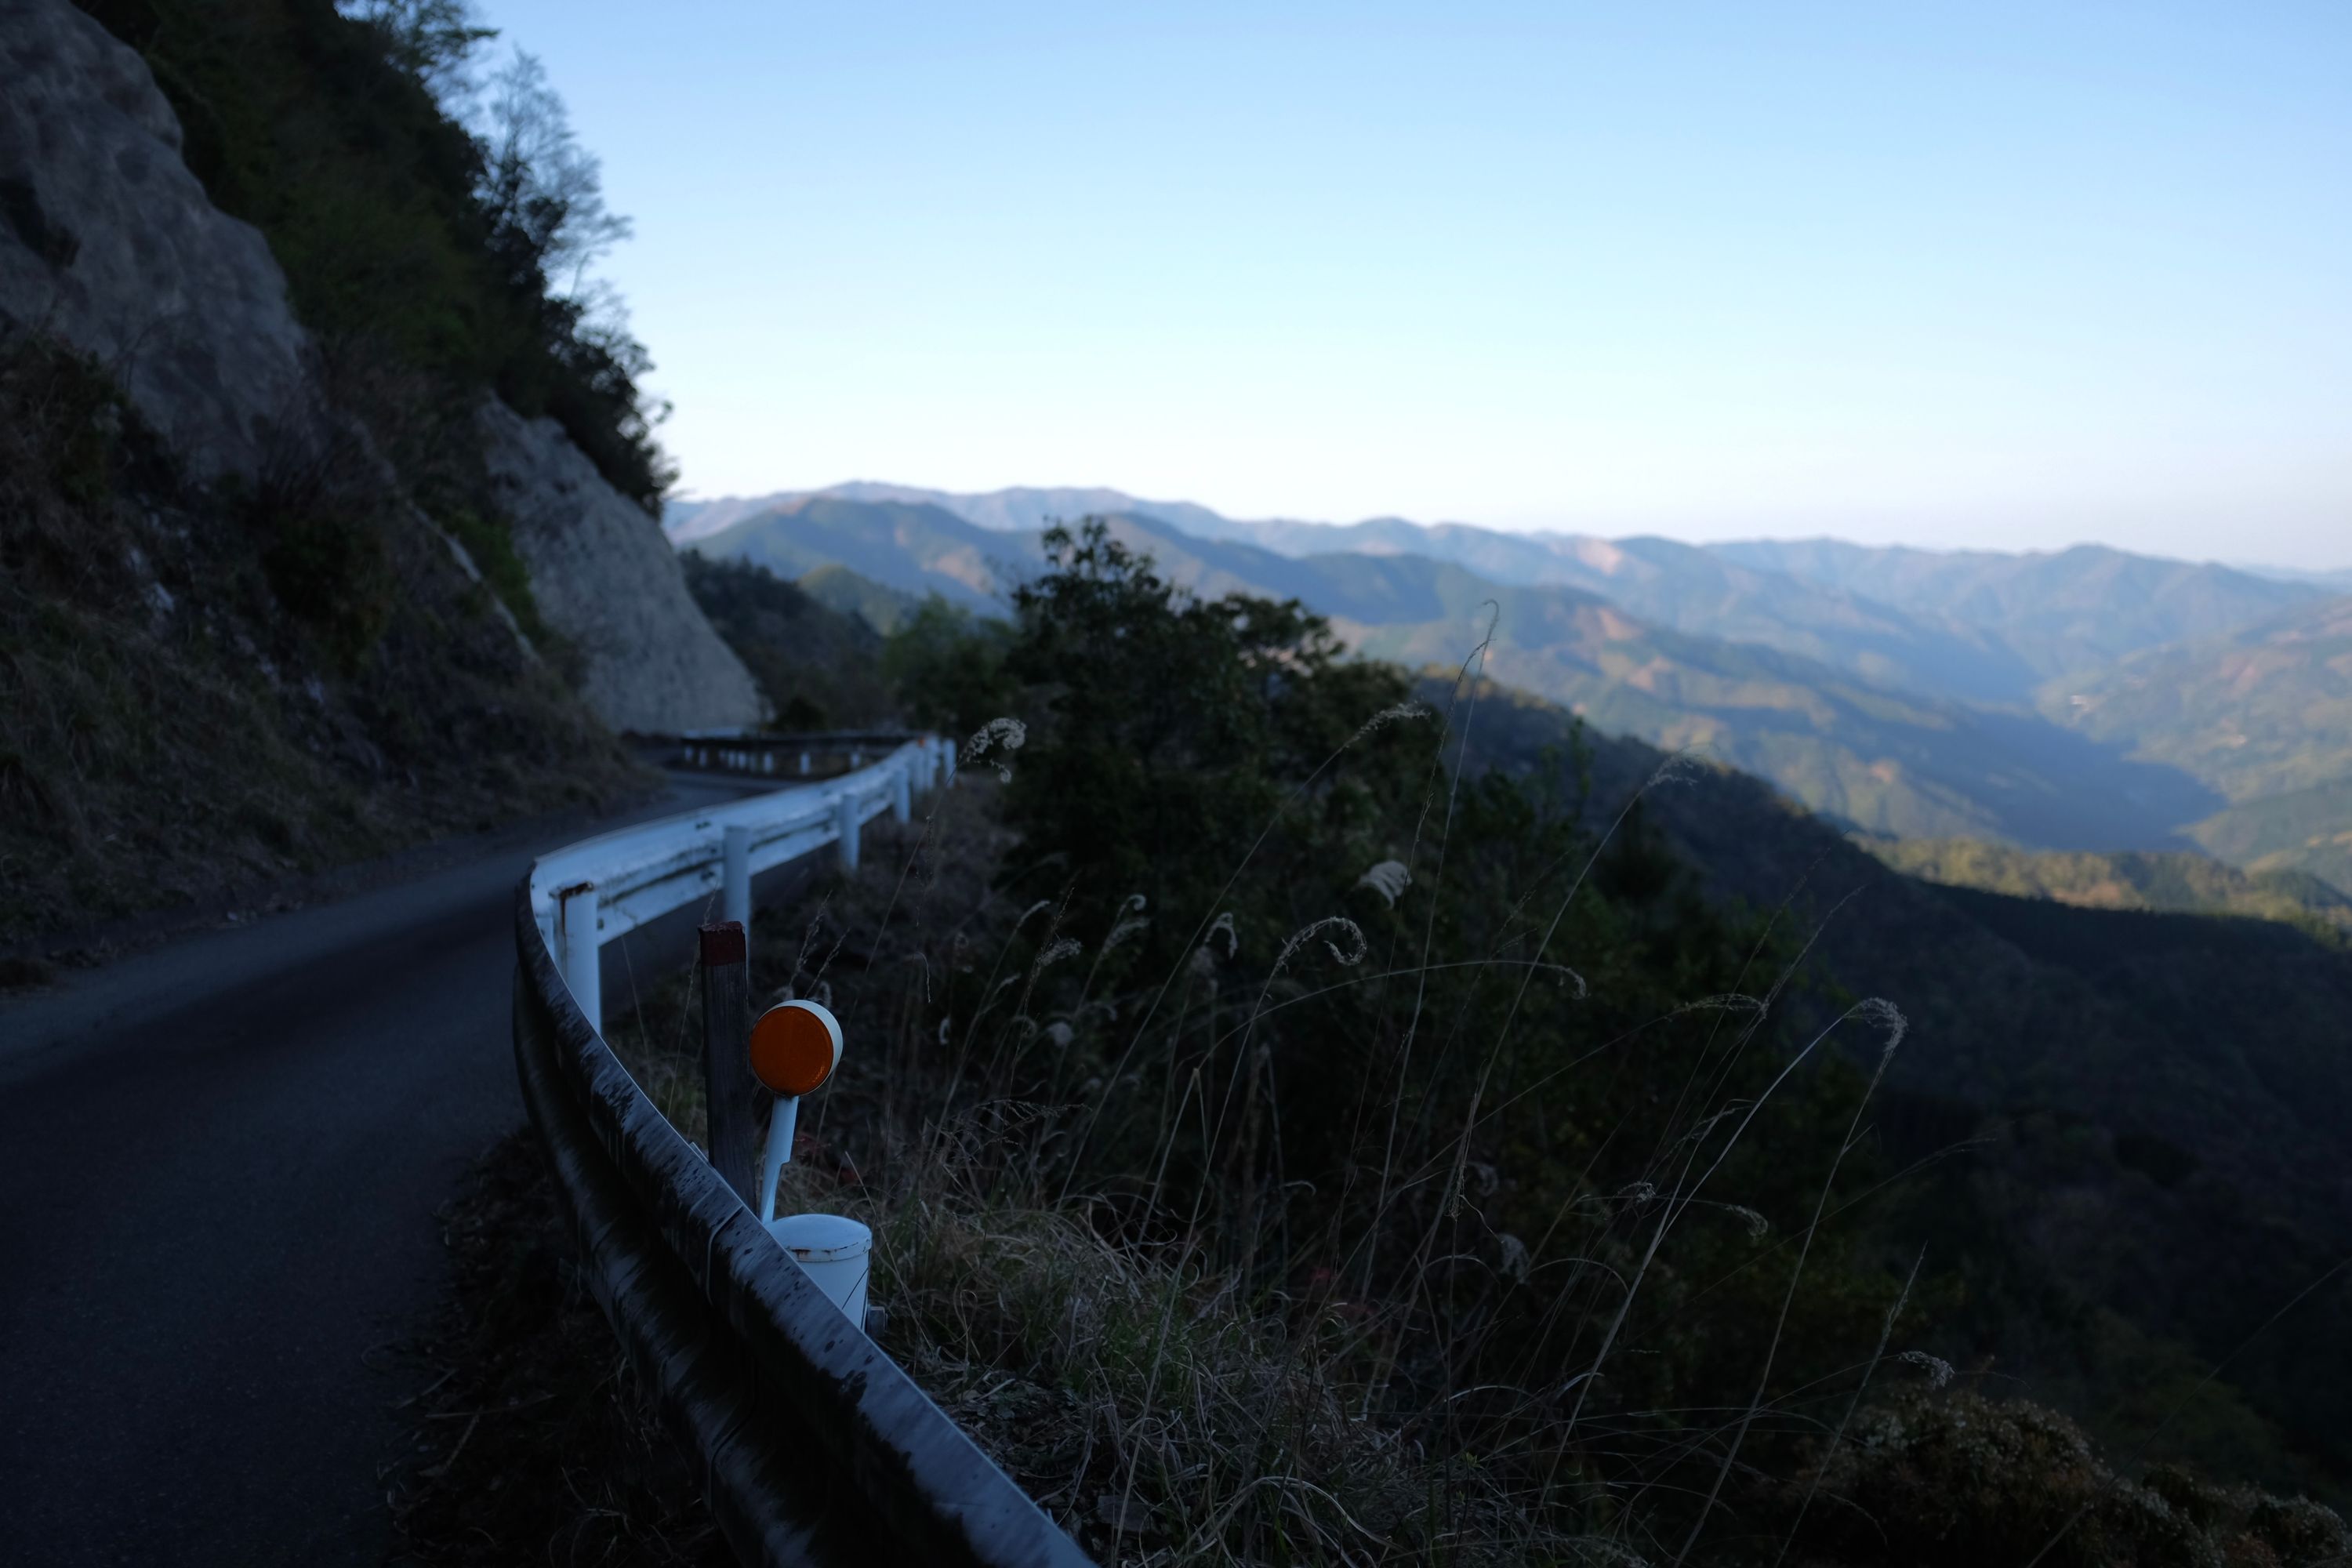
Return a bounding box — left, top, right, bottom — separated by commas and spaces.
1451, 682, 2352, 1492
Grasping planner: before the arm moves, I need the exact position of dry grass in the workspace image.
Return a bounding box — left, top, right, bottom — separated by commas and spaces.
589, 756, 2351, 1566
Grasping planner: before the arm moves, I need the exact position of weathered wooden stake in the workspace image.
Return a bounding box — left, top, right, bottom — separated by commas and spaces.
699, 920, 757, 1203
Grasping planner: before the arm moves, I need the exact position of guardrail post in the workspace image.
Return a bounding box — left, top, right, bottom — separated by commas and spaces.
558, 882, 601, 1036
943, 735, 957, 784
723, 823, 752, 928
891, 763, 913, 824
834, 789, 861, 872
699, 921, 757, 1203
798, 750, 811, 775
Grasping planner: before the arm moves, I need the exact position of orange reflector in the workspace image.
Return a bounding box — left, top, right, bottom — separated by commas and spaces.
750, 999, 842, 1096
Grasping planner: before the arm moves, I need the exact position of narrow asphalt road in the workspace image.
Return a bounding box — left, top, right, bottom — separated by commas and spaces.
0, 775, 765, 1566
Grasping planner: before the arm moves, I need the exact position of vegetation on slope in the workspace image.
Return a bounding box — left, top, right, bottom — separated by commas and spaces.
2190, 777, 2352, 898
1452, 687, 2352, 1497
797, 561, 921, 633
2040, 593, 2352, 804
678, 553, 891, 730
1854, 836, 2352, 937
0, 2, 693, 948
0, 328, 638, 948
76, 0, 673, 511
593, 520, 2347, 1563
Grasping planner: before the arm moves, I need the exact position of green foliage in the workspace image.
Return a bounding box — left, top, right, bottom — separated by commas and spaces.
1000, 520, 1425, 961
436, 504, 550, 650
931, 521, 1929, 1542
879, 594, 1016, 739
76, 0, 673, 507
679, 553, 892, 729
798, 562, 920, 633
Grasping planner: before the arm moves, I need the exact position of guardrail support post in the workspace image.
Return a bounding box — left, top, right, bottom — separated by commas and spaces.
942, 736, 957, 784
891, 764, 912, 824
699, 921, 757, 1202
558, 883, 601, 1036
723, 824, 752, 928
834, 790, 861, 872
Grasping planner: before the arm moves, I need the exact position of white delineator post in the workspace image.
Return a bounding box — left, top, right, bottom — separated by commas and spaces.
557, 882, 601, 1036
748, 999, 869, 1330
723, 824, 752, 929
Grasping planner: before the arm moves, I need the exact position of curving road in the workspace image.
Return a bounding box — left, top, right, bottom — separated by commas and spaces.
0, 775, 766, 1566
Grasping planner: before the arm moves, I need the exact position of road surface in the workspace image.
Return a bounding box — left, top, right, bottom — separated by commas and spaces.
0, 775, 770, 1566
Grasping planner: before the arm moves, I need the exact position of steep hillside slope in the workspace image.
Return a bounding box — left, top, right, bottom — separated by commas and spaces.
0, 0, 751, 943
795, 562, 920, 633
2188, 777, 2352, 896
1451, 684, 2352, 1487
477, 401, 760, 732
678, 554, 889, 728
2042, 594, 2352, 804
688, 495, 1022, 611
2040, 594, 2352, 891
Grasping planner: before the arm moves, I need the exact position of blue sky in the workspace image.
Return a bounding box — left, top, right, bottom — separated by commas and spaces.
479, 2, 2349, 566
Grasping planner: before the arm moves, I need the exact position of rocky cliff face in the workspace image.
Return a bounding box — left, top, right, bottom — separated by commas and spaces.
0, 0, 318, 477
479, 400, 764, 733
0, 0, 760, 737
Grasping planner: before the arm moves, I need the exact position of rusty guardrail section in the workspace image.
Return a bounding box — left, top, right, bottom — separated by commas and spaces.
513, 737, 1094, 1567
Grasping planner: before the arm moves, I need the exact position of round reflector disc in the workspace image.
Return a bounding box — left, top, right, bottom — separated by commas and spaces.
749, 999, 842, 1095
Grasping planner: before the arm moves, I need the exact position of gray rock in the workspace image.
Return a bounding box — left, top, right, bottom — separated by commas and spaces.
478, 398, 764, 734
0, 0, 320, 477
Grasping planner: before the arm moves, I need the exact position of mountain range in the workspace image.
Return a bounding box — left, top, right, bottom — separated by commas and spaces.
670, 484, 2352, 891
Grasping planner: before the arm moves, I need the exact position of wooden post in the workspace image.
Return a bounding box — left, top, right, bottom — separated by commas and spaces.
699, 920, 757, 1203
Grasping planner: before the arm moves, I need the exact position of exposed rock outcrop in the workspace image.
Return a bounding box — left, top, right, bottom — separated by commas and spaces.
0, 0, 318, 477
479, 399, 764, 733
0, 0, 764, 738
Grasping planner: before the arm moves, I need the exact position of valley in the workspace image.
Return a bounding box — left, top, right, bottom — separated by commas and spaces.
677, 486, 2350, 884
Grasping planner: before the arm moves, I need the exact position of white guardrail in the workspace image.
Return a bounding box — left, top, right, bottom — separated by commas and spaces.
510, 730, 1091, 1565
529, 735, 955, 1036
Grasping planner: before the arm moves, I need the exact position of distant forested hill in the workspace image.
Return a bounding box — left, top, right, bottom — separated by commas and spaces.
2043, 594, 2352, 804
684, 484, 2320, 703
683, 492, 2352, 892
1710, 538, 2316, 681
685, 500, 2227, 848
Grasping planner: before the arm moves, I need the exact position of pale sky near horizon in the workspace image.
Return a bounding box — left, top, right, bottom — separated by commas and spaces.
477, 2, 2349, 568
